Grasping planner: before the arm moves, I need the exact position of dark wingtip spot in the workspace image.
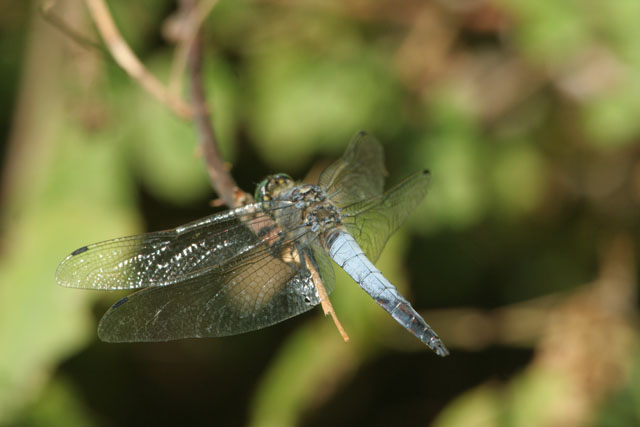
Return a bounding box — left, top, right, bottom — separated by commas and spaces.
357, 130, 368, 137
71, 246, 89, 256
422, 169, 430, 175
112, 296, 129, 309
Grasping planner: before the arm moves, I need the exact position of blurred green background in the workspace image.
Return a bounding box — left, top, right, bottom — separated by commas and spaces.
1, 0, 640, 426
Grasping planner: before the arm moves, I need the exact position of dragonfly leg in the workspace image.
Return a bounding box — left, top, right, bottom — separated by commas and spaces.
300, 246, 349, 342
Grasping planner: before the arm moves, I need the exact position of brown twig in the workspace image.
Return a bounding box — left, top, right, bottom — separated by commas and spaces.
180, 0, 246, 208
167, 0, 220, 94
83, 0, 244, 206
40, 0, 104, 53
84, 0, 192, 119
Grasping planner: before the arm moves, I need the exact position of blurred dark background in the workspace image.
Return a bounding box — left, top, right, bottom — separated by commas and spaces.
1, 0, 640, 426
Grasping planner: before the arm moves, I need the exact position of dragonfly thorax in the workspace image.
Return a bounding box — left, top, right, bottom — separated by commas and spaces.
272, 183, 343, 241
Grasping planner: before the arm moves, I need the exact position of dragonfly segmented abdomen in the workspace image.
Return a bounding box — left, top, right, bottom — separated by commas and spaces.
327, 231, 449, 357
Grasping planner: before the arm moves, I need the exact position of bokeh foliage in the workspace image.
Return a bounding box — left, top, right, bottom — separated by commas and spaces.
1, 0, 639, 426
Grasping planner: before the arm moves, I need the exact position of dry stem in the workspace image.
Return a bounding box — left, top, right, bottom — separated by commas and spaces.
168, 0, 220, 94
179, 0, 246, 207
81, 0, 245, 207
84, 0, 192, 118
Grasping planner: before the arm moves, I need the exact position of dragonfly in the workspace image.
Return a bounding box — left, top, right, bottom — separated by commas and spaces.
56, 132, 449, 357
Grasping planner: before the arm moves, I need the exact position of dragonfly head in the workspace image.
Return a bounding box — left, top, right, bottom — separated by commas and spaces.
255, 173, 295, 203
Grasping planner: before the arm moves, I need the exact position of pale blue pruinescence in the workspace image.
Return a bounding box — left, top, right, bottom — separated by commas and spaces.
328, 231, 448, 357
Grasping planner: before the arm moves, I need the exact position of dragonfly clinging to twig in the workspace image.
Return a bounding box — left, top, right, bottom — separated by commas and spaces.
56, 132, 449, 357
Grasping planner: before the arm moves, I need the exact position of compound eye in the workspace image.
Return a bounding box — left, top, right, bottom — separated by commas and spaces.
272, 173, 292, 187
254, 174, 293, 203
266, 173, 293, 195
254, 178, 269, 202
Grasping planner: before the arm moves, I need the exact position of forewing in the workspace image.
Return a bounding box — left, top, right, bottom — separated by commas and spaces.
97, 239, 329, 342
318, 131, 386, 206
341, 170, 430, 262
56, 204, 283, 290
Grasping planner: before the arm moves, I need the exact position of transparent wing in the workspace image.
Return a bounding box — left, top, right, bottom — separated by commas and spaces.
312, 244, 335, 295
318, 131, 386, 206
56, 203, 292, 290
97, 240, 334, 342
341, 170, 430, 262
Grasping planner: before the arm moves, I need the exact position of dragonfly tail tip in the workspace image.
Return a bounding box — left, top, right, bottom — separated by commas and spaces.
434, 344, 450, 357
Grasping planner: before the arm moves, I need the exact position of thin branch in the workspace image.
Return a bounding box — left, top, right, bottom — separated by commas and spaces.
81, 0, 244, 206
40, 0, 104, 53
167, 0, 220, 94
180, 0, 246, 208
83, 0, 193, 118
